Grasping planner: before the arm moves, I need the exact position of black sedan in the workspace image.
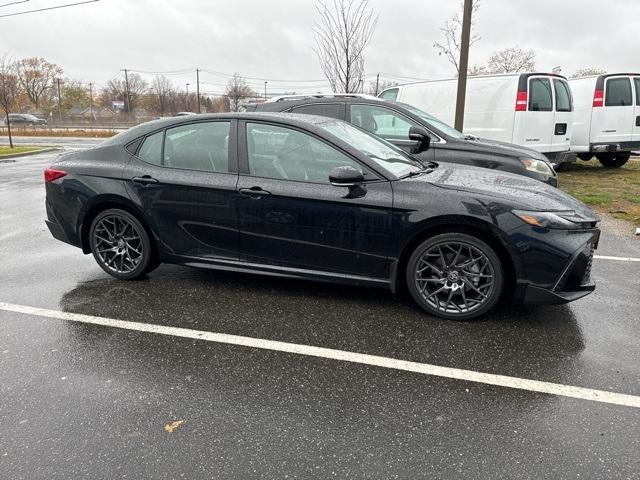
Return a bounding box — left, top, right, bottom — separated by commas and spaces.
250, 96, 559, 186
45, 113, 599, 320
7, 113, 48, 126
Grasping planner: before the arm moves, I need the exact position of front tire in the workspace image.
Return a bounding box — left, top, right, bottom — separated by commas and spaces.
89, 209, 155, 280
596, 152, 630, 168
405, 233, 504, 320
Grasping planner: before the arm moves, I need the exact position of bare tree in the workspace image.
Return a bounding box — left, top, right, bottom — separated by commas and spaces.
103, 73, 148, 115
0, 55, 19, 148
366, 78, 397, 95
313, 0, 378, 93
225, 73, 255, 112
433, 0, 481, 73
16, 57, 62, 110
571, 67, 606, 78
152, 75, 173, 116
485, 47, 536, 74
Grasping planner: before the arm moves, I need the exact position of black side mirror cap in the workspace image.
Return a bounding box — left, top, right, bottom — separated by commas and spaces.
409, 125, 431, 154
329, 166, 365, 186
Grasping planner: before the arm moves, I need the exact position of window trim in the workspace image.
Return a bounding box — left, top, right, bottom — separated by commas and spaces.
604, 76, 633, 107
131, 119, 238, 174
238, 119, 385, 184
347, 102, 444, 144
527, 77, 553, 112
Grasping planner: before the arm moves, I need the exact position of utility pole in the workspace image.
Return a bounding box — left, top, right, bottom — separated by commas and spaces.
56, 78, 63, 124
196, 69, 201, 113
454, 0, 472, 132
186, 83, 190, 111
264, 81, 267, 100
374, 73, 380, 96
121, 69, 131, 120
89, 82, 94, 124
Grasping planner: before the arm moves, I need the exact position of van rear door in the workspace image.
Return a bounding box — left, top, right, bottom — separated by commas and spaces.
513, 75, 554, 153
551, 78, 572, 150
633, 77, 640, 142
591, 76, 634, 145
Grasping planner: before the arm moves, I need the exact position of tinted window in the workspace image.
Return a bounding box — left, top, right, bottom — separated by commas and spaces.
634, 78, 640, 106
350, 104, 417, 140
605, 77, 632, 106
290, 103, 343, 119
246, 122, 369, 183
164, 121, 230, 172
554, 79, 572, 112
528, 78, 552, 111
379, 88, 399, 101
137, 131, 163, 165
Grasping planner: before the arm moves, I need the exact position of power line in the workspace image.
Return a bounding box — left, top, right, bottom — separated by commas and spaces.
0, 0, 99, 18
0, 0, 29, 8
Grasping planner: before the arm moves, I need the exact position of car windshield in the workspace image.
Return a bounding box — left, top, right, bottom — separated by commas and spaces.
318, 120, 422, 178
399, 104, 466, 140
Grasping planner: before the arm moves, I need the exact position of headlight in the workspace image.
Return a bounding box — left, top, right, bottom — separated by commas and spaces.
520, 158, 555, 177
512, 210, 593, 229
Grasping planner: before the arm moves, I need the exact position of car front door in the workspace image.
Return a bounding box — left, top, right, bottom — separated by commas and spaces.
347, 103, 435, 163
236, 120, 393, 279
124, 120, 240, 260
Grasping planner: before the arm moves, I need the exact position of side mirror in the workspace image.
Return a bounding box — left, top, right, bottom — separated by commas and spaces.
329, 166, 364, 186
409, 125, 431, 154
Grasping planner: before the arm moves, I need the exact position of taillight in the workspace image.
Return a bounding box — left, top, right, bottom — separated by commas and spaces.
515, 90, 527, 111
44, 168, 67, 182
592, 89, 604, 107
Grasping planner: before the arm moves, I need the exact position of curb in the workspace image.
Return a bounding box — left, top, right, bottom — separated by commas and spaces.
0, 147, 61, 160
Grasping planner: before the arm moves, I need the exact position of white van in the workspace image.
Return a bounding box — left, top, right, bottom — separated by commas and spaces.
378, 73, 575, 168
569, 73, 640, 167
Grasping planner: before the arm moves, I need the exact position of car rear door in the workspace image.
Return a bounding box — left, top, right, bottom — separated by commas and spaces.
124, 120, 240, 260
633, 76, 640, 142
592, 76, 634, 145
551, 78, 572, 150
236, 120, 393, 279
513, 76, 554, 153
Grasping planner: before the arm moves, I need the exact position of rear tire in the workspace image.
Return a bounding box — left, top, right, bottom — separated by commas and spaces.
89, 208, 157, 280
596, 152, 630, 168
577, 153, 593, 161
405, 233, 504, 321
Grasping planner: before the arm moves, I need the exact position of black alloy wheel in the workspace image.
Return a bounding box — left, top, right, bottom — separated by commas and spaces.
89, 208, 155, 280
406, 233, 504, 320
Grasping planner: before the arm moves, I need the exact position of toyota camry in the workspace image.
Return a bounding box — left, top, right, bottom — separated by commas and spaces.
45, 113, 600, 320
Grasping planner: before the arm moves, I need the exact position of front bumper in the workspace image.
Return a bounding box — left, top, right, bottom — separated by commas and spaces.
544, 150, 577, 167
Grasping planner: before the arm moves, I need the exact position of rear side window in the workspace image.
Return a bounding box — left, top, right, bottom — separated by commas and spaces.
634, 78, 640, 106
137, 131, 163, 165
528, 78, 552, 111
290, 103, 344, 119
553, 79, 572, 112
605, 77, 632, 106
378, 88, 399, 101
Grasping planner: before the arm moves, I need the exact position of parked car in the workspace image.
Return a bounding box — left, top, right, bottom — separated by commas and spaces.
44, 113, 599, 320
250, 95, 558, 186
569, 73, 640, 167
379, 73, 576, 169
7, 113, 48, 126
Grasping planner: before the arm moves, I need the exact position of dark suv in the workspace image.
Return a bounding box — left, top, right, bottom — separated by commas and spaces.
250, 95, 558, 186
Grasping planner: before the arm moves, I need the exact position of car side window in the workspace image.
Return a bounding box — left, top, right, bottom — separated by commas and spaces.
137, 131, 163, 165
378, 88, 399, 101
163, 121, 230, 172
245, 122, 371, 184
553, 79, 572, 112
349, 104, 417, 140
635, 78, 640, 106
528, 78, 552, 111
605, 77, 632, 106
290, 103, 344, 119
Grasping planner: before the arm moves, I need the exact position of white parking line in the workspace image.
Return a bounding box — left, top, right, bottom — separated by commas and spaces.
1, 301, 639, 409
594, 255, 640, 263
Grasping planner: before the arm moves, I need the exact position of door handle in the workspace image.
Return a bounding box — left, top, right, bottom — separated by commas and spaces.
132, 175, 159, 185
239, 186, 271, 198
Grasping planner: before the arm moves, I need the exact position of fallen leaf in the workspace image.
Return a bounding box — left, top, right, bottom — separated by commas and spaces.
164, 420, 185, 433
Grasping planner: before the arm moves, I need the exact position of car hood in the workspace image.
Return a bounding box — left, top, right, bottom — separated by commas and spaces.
460, 137, 549, 161
413, 163, 597, 218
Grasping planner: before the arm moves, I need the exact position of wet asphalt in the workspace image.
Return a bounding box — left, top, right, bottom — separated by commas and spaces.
1, 141, 639, 479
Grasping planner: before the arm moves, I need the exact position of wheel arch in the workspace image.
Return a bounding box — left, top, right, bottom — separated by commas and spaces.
78, 194, 158, 257
392, 215, 520, 299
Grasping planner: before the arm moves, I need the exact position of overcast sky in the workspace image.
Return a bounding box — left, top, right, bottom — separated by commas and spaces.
0, 0, 638, 96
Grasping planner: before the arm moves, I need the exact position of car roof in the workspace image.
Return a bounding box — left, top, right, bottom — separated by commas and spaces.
103, 112, 354, 146
255, 96, 388, 112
